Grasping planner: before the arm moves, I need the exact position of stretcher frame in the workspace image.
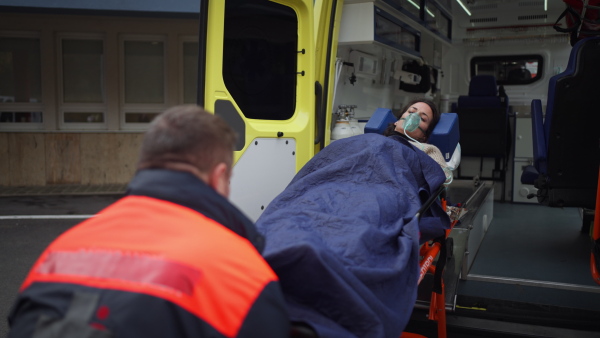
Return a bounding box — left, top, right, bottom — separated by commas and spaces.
402, 184, 460, 338
403, 167, 600, 338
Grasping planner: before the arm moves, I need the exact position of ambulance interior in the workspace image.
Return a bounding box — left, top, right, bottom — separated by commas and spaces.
323, 1, 600, 336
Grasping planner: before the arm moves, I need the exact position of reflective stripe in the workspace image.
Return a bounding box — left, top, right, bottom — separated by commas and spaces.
37, 250, 201, 296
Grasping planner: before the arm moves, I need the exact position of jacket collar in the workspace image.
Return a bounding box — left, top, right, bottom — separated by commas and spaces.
126, 169, 265, 253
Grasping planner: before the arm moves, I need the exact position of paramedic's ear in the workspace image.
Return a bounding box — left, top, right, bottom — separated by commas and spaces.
208, 162, 231, 198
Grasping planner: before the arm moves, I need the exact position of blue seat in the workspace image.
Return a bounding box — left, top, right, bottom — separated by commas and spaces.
521, 37, 600, 209
456, 75, 510, 199
458, 75, 504, 110
456, 75, 509, 158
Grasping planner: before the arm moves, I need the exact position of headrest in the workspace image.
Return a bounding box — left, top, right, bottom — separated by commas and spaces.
364, 108, 396, 134
428, 113, 459, 163
364, 108, 460, 165
468, 75, 498, 97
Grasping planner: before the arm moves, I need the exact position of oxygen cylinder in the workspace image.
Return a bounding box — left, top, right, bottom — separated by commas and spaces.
331, 120, 354, 140
349, 118, 363, 135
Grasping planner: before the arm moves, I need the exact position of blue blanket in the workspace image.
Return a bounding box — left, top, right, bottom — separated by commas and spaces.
256, 133, 450, 338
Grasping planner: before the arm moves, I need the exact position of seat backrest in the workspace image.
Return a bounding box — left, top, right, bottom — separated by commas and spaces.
537, 37, 600, 208
468, 75, 498, 96
458, 75, 503, 108
456, 75, 508, 158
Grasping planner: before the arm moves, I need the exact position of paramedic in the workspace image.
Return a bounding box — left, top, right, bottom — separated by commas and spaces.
7, 105, 290, 338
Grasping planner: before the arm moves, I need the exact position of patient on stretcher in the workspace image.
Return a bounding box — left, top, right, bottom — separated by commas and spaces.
383, 99, 454, 183
255, 99, 453, 338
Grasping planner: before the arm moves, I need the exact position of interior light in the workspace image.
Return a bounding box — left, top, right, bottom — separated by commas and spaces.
544, 0, 547, 11
456, 0, 472, 16
408, 0, 420, 10
408, 0, 434, 17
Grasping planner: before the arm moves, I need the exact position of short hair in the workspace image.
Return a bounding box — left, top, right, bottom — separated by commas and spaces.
137, 105, 237, 174
383, 98, 441, 140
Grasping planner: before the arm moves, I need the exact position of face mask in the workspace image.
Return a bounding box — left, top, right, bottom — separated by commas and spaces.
399, 112, 427, 146
400, 112, 421, 132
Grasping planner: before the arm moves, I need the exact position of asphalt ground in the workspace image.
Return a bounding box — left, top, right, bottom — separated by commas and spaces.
0, 194, 122, 337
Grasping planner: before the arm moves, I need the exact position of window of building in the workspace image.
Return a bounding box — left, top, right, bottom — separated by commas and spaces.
0, 33, 43, 129
181, 38, 198, 104
58, 35, 106, 130
471, 55, 544, 85
121, 35, 166, 129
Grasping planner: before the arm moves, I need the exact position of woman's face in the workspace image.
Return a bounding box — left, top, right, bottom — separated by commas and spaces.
394, 102, 434, 142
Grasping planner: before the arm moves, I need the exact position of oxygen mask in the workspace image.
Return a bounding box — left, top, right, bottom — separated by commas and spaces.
401, 112, 421, 133
400, 113, 424, 148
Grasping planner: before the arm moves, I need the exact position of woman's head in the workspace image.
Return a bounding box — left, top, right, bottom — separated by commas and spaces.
384, 98, 440, 142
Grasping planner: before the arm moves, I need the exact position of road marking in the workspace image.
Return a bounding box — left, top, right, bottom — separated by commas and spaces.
0, 215, 95, 220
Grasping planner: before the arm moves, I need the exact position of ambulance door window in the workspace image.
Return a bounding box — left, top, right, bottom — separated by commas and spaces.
223, 0, 298, 120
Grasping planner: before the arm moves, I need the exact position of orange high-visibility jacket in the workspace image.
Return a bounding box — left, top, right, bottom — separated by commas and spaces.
8, 170, 290, 338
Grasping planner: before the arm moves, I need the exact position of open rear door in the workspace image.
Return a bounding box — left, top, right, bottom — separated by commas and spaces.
313, 0, 344, 152
198, 0, 316, 221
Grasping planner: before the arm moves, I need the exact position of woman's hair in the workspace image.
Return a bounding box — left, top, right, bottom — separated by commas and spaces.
383, 98, 441, 140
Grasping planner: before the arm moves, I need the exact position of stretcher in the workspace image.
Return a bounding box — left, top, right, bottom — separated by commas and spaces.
401, 184, 458, 338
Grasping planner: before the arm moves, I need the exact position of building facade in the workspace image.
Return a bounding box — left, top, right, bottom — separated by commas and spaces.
1, 3, 199, 187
